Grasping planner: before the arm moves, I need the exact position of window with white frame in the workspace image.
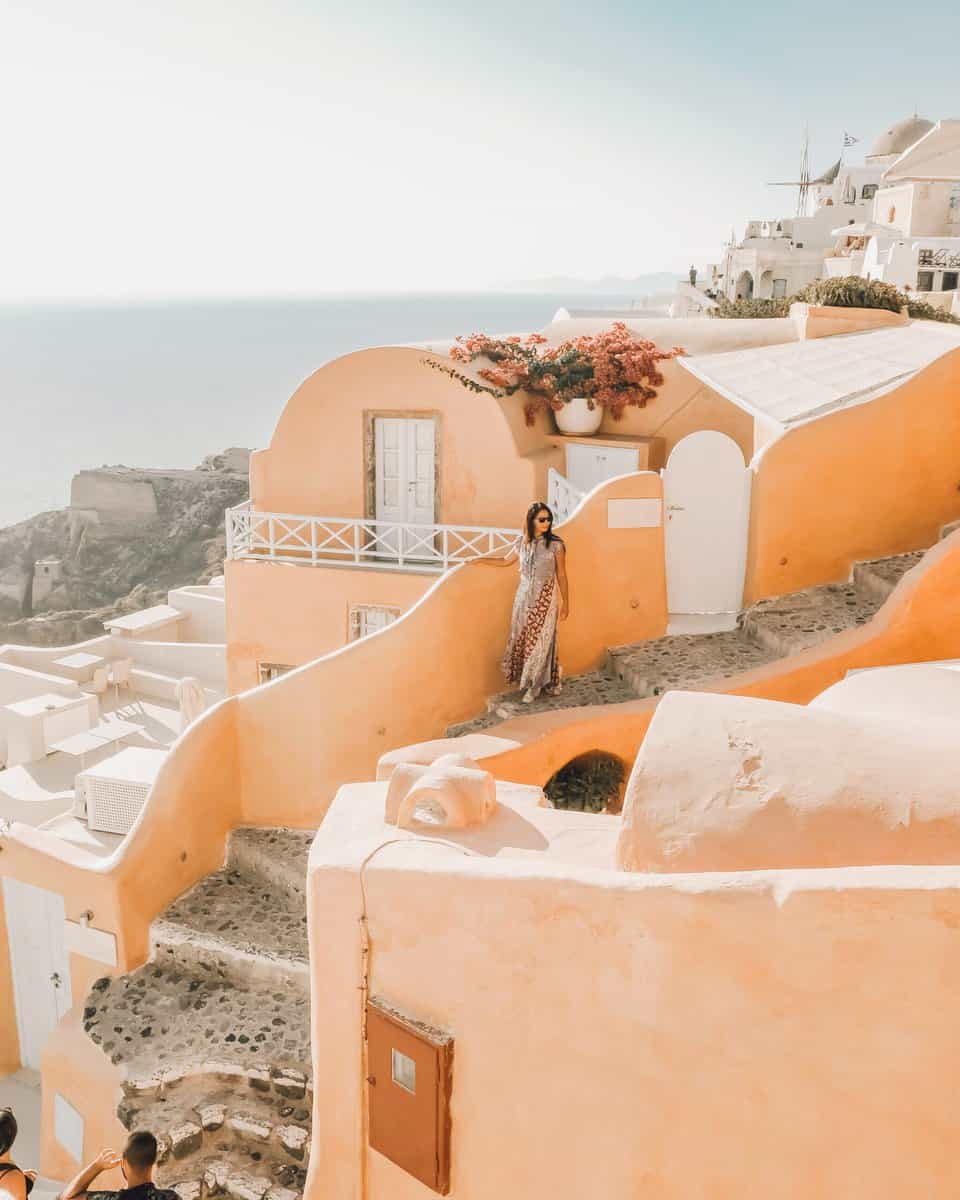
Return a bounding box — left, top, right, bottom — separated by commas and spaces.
258, 662, 294, 684
772, 278, 788, 298
349, 603, 401, 642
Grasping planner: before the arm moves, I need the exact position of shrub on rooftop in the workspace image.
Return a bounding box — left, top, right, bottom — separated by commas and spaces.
710, 274, 960, 325
422, 323, 686, 424
793, 275, 905, 312
709, 296, 792, 319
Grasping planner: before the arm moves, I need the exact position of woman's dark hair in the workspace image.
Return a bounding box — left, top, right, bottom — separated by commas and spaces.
525, 501, 561, 546
0, 1107, 17, 1156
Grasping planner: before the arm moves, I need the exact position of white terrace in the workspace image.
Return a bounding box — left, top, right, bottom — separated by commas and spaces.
225, 499, 519, 571
0, 579, 228, 855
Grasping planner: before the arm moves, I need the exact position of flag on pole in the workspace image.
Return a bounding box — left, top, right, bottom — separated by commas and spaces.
843, 132, 859, 147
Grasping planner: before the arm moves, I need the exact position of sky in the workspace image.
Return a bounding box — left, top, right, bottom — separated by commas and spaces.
2, 0, 959, 301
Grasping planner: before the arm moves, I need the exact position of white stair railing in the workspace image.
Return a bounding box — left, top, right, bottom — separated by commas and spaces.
548, 468, 586, 525
225, 502, 519, 572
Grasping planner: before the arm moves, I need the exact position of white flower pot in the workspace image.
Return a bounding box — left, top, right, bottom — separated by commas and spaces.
555, 396, 603, 435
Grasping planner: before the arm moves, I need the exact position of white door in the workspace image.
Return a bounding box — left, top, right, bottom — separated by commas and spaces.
663, 431, 751, 633
565, 443, 639, 494
2, 878, 72, 1070
374, 418, 436, 558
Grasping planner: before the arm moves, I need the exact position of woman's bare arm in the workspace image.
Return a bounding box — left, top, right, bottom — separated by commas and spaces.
555, 543, 570, 619
464, 548, 518, 567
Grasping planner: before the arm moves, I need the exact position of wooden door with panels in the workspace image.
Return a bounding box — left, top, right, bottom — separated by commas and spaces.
374, 417, 437, 559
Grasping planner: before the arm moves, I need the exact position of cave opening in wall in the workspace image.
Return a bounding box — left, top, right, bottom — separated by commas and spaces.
544, 751, 627, 814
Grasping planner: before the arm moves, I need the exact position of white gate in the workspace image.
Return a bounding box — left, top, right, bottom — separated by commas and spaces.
663, 431, 751, 633
2, 878, 72, 1070
374, 418, 437, 556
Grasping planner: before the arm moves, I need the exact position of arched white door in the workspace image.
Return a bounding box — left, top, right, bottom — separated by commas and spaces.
663, 431, 751, 633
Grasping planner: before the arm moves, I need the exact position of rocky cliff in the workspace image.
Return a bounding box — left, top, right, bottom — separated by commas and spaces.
0, 450, 249, 645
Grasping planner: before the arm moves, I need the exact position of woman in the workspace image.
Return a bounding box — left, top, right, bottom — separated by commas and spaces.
472, 502, 569, 703
0, 1109, 36, 1200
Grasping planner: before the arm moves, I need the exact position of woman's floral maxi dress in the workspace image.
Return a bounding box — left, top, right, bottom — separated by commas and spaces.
502, 536, 562, 696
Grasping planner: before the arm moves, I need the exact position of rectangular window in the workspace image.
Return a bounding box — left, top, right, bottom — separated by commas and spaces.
349, 603, 401, 642
391, 1048, 417, 1094
918, 249, 934, 266
943, 272, 959, 292
258, 662, 294, 684
917, 271, 935, 292
772, 278, 788, 298
861, 184, 878, 200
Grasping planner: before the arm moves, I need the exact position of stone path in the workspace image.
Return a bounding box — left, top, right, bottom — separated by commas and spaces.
447, 544, 930, 737
82, 828, 314, 1200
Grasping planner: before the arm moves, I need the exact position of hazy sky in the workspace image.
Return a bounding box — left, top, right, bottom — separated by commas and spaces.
3, 0, 959, 301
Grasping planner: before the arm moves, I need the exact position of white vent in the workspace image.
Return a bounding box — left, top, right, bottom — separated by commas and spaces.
79, 774, 152, 835
75, 748, 166, 836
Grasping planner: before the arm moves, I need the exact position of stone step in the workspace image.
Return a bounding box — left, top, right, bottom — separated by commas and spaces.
164, 1156, 306, 1200
226, 828, 314, 904
605, 629, 778, 696
446, 547, 932, 735
741, 582, 884, 657
123, 1083, 310, 1190
851, 551, 924, 601
150, 870, 309, 991
83, 962, 311, 1089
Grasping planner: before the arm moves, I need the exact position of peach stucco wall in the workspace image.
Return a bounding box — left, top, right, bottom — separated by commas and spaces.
308, 816, 960, 1199
234, 472, 667, 826
596, 358, 755, 462
225, 562, 433, 693
0, 885, 21, 1073
745, 345, 960, 602
250, 347, 562, 528
617, 688, 960, 873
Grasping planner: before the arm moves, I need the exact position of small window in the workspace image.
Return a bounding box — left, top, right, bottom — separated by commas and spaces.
795, 242, 804, 249
943, 272, 959, 292
772, 278, 788, 298
391, 1048, 416, 1094
861, 184, 878, 200
258, 662, 294, 684
349, 603, 401, 641
917, 271, 935, 292
919, 249, 934, 266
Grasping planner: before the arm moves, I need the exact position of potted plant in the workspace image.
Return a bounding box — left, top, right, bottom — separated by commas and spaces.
424, 323, 685, 434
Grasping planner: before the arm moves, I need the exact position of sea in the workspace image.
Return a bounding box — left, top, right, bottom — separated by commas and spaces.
0, 292, 640, 529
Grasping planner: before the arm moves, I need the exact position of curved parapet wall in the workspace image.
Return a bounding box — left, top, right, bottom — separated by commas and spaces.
745, 339, 960, 603
617, 688, 960, 873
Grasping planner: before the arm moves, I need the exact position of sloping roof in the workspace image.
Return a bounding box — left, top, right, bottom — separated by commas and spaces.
677, 322, 960, 430
883, 118, 960, 182
813, 159, 841, 184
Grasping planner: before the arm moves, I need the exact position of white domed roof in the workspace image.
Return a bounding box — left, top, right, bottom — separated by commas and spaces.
868, 115, 934, 159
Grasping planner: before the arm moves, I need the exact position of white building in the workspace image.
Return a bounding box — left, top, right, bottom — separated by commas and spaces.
856, 120, 960, 306
714, 115, 936, 302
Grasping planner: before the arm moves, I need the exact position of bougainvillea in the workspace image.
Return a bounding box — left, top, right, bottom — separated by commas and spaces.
423, 323, 685, 425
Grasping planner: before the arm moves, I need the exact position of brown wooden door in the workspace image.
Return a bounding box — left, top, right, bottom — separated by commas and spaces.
366, 1000, 452, 1194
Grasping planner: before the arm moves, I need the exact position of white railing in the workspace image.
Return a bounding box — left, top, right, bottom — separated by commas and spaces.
548, 468, 586, 524
226, 501, 519, 572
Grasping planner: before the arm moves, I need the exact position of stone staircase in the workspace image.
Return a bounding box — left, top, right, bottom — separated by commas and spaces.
82, 828, 314, 1200
447, 546, 930, 735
